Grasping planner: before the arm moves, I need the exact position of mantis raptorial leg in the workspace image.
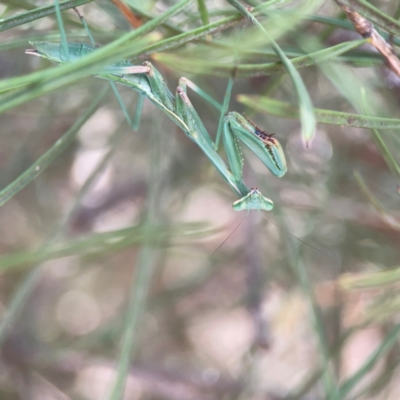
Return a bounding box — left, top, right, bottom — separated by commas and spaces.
26, 26, 287, 211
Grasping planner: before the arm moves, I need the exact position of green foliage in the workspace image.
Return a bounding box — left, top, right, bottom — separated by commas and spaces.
0, 1, 400, 399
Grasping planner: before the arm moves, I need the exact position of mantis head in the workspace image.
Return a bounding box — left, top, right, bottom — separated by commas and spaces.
232, 188, 274, 211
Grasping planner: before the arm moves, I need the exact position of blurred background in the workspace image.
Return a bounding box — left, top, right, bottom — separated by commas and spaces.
0, 0, 399, 399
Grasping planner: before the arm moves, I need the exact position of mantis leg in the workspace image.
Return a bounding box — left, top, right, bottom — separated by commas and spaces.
142, 61, 174, 112
225, 112, 287, 177
222, 111, 290, 211
26, 41, 282, 211
142, 73, 276, 212
179, 78, 222, 112
175, 83, 249, 197
130, 69, 279, 211
222, 113, 275, 211
174, 80, 278, 211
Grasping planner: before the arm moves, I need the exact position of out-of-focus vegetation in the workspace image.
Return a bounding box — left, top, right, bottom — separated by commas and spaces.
0, 0, 399, 399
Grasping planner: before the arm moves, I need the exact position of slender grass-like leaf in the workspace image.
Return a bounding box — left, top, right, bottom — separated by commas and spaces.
226, 0, 316, 145
53, 0, 69, 61
0, 0, 93, 32
0, 0, 193, 112
0, 0, 278, 95
0, 88, 107, 347
0, 223, 211, 272
354, 171, 388, 213
106, 239, 155, 400
338, 321, 400, 398
353, 170, 400, 230
370, 131, 400, 178
134, 0, 296, 59
340, 267, 400, 290
258, 185, 338, 398
237, 95, 400, 130
106, 120, 163, 400
318, 59, 400, 180
0, 87, 108, 208
154, 39, 368, 77
3, 1, 400, 397
197, 0, 210, 29
359, 90, 400, 178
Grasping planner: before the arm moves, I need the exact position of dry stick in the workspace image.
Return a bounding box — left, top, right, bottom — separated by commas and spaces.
111, 0, 142, 28
335, 0, 400, 77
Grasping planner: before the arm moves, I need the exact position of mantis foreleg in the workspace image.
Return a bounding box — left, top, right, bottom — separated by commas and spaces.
26, 40, 286, 211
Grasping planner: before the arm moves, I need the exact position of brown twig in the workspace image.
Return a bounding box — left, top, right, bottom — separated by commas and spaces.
111, 0, 142, 29
335, 0, 400, 77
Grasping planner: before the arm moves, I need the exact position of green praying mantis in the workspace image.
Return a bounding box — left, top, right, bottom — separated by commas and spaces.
25, 16, 287, 212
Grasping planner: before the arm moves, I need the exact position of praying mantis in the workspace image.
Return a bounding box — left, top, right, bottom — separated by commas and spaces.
26, 16, 287, 211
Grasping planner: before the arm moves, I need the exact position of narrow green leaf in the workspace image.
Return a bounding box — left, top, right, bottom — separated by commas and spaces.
0, 0, 275, 96
0, 88, 106, 348
197, 0, 210, 29
340, 267, 400, 290
0, 0, 93, 32
0, 223, 211, 272
0, 87, 108, 208
139, 5, 272, 58
226, 0, 316, 145
0, 0, 193, 112
357, 89, 400, 178
237, 95, 400, 130
371, 131, 400, 177
53, 0, 69, 61
353, 170, 400, 230
106, 118, 163, 400
154, 39, 368, 77
338, 321, 400, 398
354, 171, 387, 213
